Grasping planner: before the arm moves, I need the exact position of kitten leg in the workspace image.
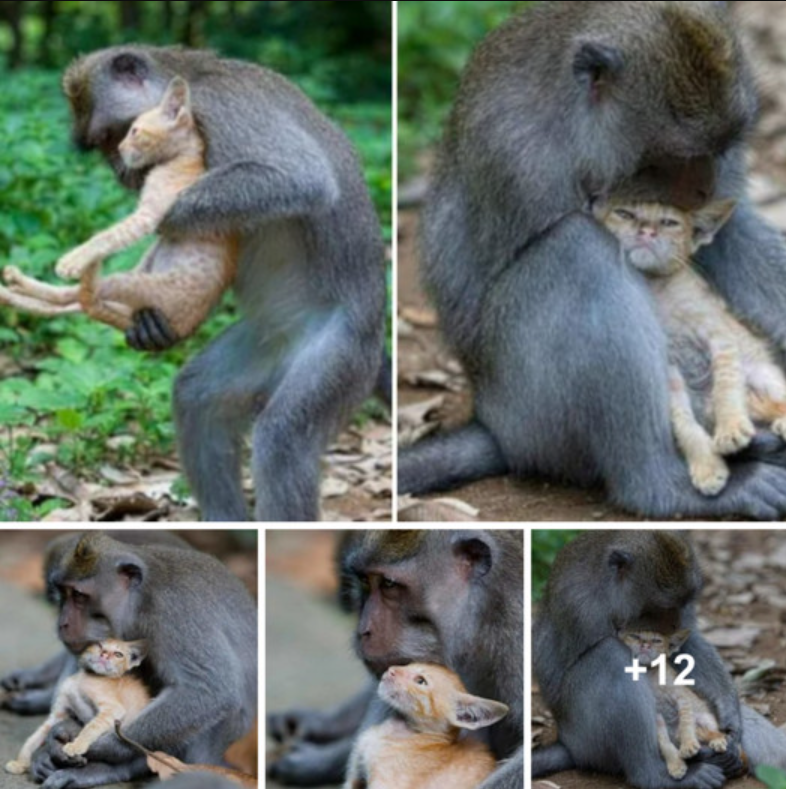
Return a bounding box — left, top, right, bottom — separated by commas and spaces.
3, 266, 80, 305
748, 391, 786, 441
0, 284, 81, 317
77, 262, 133, 331
656, 713, 688, 780
676, 696, 701, 759
62, 703, 125, 757
709, 337, 756, 454
5, 700, 69, 773
56, 206, 161, 279
669, 366, 730, 495
696, 723, 728, 753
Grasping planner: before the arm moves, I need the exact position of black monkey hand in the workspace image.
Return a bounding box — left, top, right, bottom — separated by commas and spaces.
698, 739, 748, 779
267, 708, 337, 744
31, 720, 85, 782
126, 309, 180, 352
1, 666, 41, 692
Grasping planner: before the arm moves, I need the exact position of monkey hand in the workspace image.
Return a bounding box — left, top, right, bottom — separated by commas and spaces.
1, 666, 40, 692
125, 308, 181, 352
698, 739, 747, 779
267, 740, 348, 786
267, 708, 334, 744
56, 246, 97, 280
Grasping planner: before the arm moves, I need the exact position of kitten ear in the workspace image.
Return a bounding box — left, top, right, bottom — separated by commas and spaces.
448, 693, 509, 731
668, 629, 691, 654
692, 200, 736, 249
126, 640, 148, 668
160, 76, 192, 124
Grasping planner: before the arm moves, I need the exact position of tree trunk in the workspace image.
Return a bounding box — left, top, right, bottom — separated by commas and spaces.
0, 1, 25, 69
40, 0, 57, 66
119, 0, 141, 32
183, 0, 210, 47
162, 0, 175, 33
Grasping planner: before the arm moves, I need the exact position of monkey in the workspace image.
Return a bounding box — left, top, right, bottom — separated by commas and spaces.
0, 530, 191, 717
11, 531, 256, 789
63, 45, 388, 521
532, 531, 786, 789
267, 530, 523, 789
397, 1, 786, 519
5, 639, 149, 776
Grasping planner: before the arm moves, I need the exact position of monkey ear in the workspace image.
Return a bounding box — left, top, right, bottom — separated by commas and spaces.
115, 556, 146, 589
608, 549, 634, 576
126, 640, 148, 668
161, 77, 192, 124
110, 53, 149, 86
692, 200, 736, 249
573, 42, 624, 101
449, 693, 509, 731
452, 533, 495, 579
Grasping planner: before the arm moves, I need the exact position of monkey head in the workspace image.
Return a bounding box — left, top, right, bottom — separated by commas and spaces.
572, 2, 758, 208
339, 531, 514, 678
48, 532, 148, 654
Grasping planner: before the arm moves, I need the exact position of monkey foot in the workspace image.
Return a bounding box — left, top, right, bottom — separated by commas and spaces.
690, 459, 729, 496
714, 419, 755, 455
5, 760, 29, 775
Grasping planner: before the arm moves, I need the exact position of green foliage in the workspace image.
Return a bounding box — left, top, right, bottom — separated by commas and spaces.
0, 63, 390, 501
757, 766, 786, 789
398, 0, 534, 177
532, 530, 581, 600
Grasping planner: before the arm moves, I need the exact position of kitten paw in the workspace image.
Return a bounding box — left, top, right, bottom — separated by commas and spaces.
709, 737, 728, 753
714, 418, 756, 455
679, 740, 702, 759
61, 743, 84, 758
2, 266, 21, 285
5, 760, 29, 775
690, 458, 729, 496
667, 759, 688, 779
56, 249, 93, 280
772, 418, 786, 440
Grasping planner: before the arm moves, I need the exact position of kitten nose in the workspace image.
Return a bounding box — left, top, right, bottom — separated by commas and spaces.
639, 227, 656, 239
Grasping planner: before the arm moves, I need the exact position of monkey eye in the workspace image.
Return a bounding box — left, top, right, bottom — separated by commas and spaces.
614, 209, 636, 220
660, 218, 680, 228
415, 676, 428, 686
72, 590, 89, 604
380, 577, 400, 590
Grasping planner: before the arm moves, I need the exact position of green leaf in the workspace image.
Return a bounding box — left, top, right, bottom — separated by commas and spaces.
756, 766, 786, 789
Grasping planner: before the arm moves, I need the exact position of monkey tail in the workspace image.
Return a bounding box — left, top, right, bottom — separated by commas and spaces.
531, 743, 576, 778
398, 420, 508, 495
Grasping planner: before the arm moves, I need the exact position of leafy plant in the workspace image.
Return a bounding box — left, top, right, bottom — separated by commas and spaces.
757, 766, 786, 789
532, 530, 581, 600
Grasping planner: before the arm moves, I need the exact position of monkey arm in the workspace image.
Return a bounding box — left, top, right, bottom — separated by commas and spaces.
158, 155, 340, 238
477, 745, 522, 789
698, 199, 786, 350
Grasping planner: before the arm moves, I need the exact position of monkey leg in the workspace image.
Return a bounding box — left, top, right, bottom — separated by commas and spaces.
267, 737, 356, 787
3, 266, 80, 305
38, 756, 149, 789
668, 365, 729, 496
250, 312, 375, 521
474, 213, 786, 520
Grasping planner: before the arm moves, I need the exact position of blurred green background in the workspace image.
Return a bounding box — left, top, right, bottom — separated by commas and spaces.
398, 0, 532, 179
532, 530, 579, 600
0, 1, 391, 520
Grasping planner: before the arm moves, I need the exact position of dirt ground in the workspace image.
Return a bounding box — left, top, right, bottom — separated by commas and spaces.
532, 530, 786, 789
397, 0, 786, 522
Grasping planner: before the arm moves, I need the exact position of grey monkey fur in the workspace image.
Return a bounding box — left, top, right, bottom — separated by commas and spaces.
533, 531, 786, 788
66, 45, 388, 521
399, 0, 786, 519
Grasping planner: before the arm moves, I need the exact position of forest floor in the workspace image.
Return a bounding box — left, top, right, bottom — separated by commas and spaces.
532, 530, 786, 789
397, 0, 786, 522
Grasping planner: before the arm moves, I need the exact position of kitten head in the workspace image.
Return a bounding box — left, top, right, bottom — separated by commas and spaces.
118, 76, 197, 169
620, 629, 691, 667
79, 638, 147, 678
593, 198, 736, 275
377, 663, 508, 737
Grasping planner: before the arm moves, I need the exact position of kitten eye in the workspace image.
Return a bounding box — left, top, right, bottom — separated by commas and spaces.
114, 652, 123, 659
660, 218, 680, 228
613, 209, 636, 220
415, 676, 428, 686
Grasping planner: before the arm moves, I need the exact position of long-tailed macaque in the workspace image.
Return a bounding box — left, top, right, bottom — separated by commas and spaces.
398, 1, 786, 519
61, 45, 388, 521
532, 531, 786, 789
268, 530, 523, 789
